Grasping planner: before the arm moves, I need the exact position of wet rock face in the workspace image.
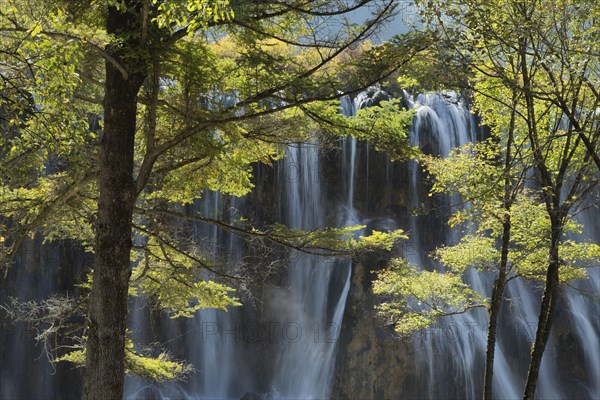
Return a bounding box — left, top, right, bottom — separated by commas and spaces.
331, 254, 417, 400
550, 304, 594, 400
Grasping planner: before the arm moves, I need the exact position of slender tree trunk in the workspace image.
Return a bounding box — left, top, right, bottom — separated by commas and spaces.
484, 95, 517, 400
523, 214, 561, 400
516, 13, 562, 397
483, 219, 510, 400
83, 3, 145, 399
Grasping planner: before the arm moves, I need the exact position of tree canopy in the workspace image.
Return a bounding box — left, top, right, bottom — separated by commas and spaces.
0, 1, 425, 398
373, 0, 600, 398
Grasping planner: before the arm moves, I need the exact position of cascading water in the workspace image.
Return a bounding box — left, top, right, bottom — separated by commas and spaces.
124, 94, 365, 399
0, 240, 87, 400
2, 88, 598, 400
124, 193, 252, 400
402, 91, 487, 399
267, 142, 351, 399
395, 90, 599, 399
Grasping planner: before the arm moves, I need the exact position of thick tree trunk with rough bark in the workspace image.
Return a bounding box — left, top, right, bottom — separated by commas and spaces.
523, 215, 561, 400
83, 3, 145, 399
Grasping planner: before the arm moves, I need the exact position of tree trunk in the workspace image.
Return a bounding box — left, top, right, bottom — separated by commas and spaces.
523, 215, 561, 400
516, 19, 562, 398
483, 220, 509, 400
484, 94, 517, 400
83, 4, 145, 399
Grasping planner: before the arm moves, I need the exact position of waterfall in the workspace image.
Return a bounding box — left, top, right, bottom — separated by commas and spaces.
124, 95, 362, 399
400, 91, 599, 399
403, 91, 487, 399
2, 88, 598, 400
0, 239, 87, 399
124, 192, 249, 400
268, 142, 351, 398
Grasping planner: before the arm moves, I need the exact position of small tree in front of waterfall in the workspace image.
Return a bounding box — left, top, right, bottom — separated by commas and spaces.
373, 136, 599, 392
0, 1, 428, 398
374, 1, 600, 397
417, 0, 600, 398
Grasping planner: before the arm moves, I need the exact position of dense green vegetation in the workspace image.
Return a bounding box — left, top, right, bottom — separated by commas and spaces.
374, 1, 600, 399
1, 1, 598, 399
0, 1, 424, 399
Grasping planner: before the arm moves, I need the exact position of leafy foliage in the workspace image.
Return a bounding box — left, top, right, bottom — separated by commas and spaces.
423, 141, 597, 283
373, 5, 600, 390
56, 337, 192, 382
130, 235, 241, 318
1, 0, 422, 385
373, 258, 485, 335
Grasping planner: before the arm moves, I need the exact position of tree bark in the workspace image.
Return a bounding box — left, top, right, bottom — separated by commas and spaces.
484, 93, 517, 400
516, 16, 562, 398
83, 3, 145, 399
483, 220, 509, 400
523, 214, 561, 400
